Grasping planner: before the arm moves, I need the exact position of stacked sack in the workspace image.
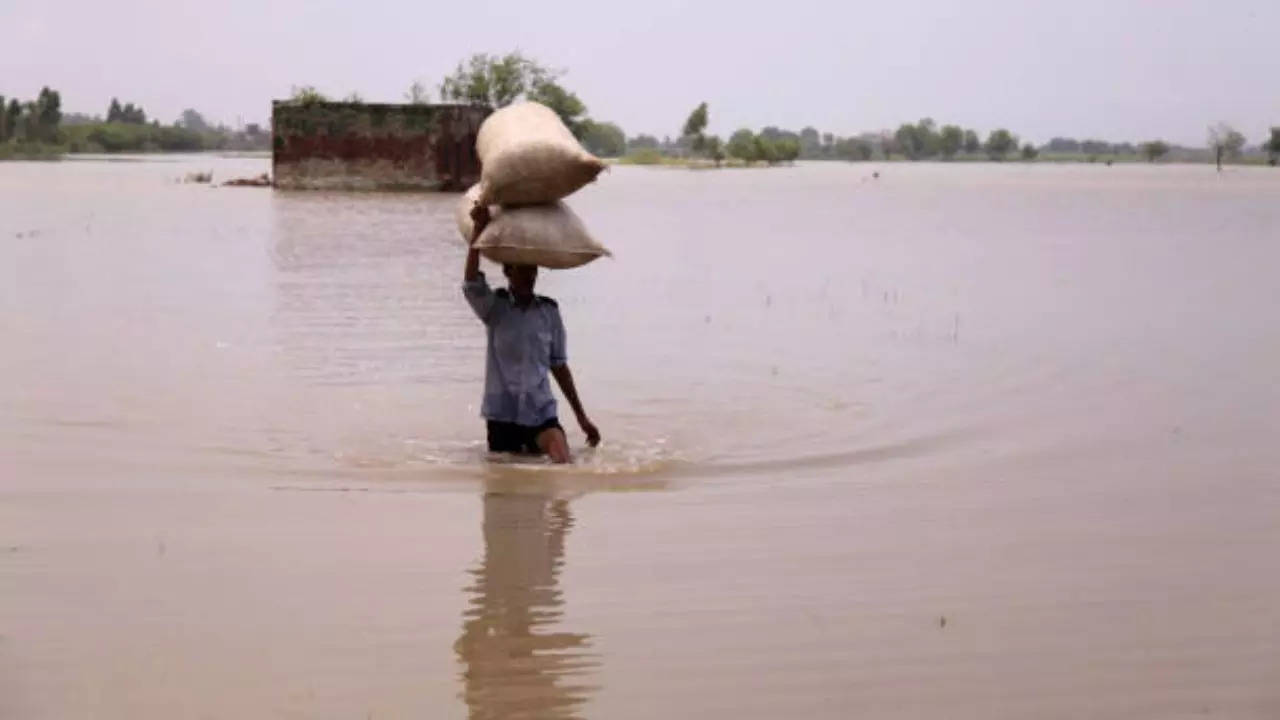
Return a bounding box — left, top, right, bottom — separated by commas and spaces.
456, 102, 611, 269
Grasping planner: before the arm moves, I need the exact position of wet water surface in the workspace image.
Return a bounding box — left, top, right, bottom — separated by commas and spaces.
3, 157, 1279, 718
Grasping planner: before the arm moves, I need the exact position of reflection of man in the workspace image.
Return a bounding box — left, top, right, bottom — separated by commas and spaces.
454, 493, 593, 719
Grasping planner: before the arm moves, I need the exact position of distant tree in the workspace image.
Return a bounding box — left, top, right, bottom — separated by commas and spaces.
17, 87, 64, 143
915, 118, 940, 158
681, 101, 708, 155
437, 51, 590, 133
1226, 132, 1246, 163
580, 120, 626, 157
1222, 127, 1246, 158
121, 103, 146, 124
35, 87, 61, 141
5, 98, 32, 143
681, 102, 708, 139
628, 134, 659, 150
1080, 139, 1112, 155
773, 137, 801, 163
705, 136, 725, 166
1140, 140, 1170, 162
482, 54, 540, 106
178, 109, 211, 133
17, 101, 38, 141
894, 123, 922, 160
799, 126, 821, 158
880, 130, 900, 159
526, 79, 587, 137
754, 135, 779, 164
938, 124, 964, 159
834, 137, 873, 161
1266, 127, 1280, 166
822, 132, 834, 149
984, 128, 1017, 161
404, 80, 430, 104
288, 86, 327, 105
439, 52, 546, 107
1021, 143, 1039, 160
1207, 123, 1246, 170
727, 128, 757, 162
889, 119, 943, 159
0, 94, 32, 143
1045, 137, 1081, 153
962, 129, 981, 154
5, 99, 20, 141
759, 128, 801, 149
343, 92, 364, 103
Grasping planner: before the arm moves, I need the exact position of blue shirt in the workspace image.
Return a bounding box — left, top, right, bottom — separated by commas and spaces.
463, 272, 568, 426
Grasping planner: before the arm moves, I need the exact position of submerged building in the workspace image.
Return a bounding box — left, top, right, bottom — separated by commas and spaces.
271, 101, 489, 191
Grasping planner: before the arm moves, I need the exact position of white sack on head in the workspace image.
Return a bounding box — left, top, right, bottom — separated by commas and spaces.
462, 209, 609, 272
475, 102, 605, 206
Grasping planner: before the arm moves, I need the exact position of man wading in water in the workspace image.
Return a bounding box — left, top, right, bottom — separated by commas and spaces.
462, 205, 601, 463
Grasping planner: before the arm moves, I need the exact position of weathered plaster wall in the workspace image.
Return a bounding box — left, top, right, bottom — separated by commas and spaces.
272, 102, 489, 191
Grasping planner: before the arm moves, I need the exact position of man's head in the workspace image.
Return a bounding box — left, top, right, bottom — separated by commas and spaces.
502, 263, 538, 299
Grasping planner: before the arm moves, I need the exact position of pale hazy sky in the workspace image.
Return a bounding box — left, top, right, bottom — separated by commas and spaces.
4, 0, 1278, 145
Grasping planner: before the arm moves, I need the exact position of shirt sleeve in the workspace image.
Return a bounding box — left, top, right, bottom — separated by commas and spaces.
462, 271, 500, 324
549, 307, 568, 367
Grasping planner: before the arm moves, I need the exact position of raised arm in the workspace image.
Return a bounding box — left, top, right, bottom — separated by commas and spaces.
464, 203, 490, 282
462, 204, 501, 323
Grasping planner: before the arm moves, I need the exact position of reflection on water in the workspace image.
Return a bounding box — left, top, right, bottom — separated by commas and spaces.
268, 191, 471, 388
455, 492, 596, 719
6, 159, 1280, 719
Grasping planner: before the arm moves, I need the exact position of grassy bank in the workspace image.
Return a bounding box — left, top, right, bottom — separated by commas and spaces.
1, 122, 270, 160
613, 149, 775, 168
0, 143, 66, 160
57, 122, 273, 153
613, 149, 1277, 168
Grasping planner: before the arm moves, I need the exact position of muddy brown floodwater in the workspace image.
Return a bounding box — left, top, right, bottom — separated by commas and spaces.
3, 157, 1279, 718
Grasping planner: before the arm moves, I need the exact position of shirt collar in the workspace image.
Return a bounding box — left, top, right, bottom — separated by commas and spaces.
510, 291, 538, 309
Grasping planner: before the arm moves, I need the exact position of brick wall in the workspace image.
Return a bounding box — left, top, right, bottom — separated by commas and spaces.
271, 101, 490, 191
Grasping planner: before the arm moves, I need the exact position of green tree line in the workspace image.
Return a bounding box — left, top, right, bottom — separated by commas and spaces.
626, 109, 1280, 167
1, 87, 269, 157
0, 87, 62, 147
9, 63, 1280, 166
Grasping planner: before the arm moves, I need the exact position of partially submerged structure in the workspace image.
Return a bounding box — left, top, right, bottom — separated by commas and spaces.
271, 101, 489, 191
